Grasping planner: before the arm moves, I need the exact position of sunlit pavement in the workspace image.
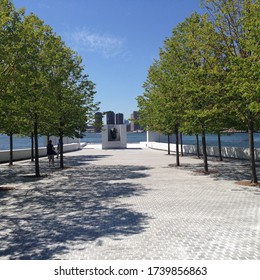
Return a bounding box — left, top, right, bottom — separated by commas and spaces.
0, 144, 259, 259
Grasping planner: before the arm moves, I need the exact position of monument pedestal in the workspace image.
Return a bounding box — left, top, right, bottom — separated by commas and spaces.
102, 124, 127, 149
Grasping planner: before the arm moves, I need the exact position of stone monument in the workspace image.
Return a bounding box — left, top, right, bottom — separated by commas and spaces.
102, 124, 127, 149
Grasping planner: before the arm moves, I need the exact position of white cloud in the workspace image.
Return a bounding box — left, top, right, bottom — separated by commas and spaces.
70, 29, 125, 58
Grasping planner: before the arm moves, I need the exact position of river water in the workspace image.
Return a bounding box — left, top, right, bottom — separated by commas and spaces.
0, 132, 260, 150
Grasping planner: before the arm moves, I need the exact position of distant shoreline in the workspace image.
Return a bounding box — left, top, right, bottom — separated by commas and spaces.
1, 131, 260, 150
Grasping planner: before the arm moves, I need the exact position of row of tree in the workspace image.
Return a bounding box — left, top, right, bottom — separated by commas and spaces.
137, 0, 259, 183
0, 0, 99, 176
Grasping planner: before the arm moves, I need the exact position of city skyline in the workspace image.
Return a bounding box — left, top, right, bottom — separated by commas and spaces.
96, 110, 137, 122
91, 110, 141, 132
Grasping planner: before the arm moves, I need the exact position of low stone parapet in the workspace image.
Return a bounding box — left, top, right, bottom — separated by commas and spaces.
0, 142, 81, 163
147, 141, 260, 161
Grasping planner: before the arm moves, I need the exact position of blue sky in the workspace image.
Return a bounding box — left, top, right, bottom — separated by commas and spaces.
12, 0, 202, 120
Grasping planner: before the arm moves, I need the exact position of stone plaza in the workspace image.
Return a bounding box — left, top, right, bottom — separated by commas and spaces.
0, 144, 259, 259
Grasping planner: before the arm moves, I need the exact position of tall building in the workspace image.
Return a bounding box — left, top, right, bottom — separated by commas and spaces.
116, 113, 124, 124
94, 112, 103, 132
130, 111, 141, 131
106, 111, 115, 125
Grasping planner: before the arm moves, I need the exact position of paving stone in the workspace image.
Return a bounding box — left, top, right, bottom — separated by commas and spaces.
0, 144, 259, 259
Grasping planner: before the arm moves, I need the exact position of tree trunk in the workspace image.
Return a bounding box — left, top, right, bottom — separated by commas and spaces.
9, 132, 13, 166
196, 134, 200, 158
31, 133, 34, 162
167, 134, 170, 155
180, 132, 184, 156
248, 119, 258, 183
34, 120, 40, 177
217, 131, 223, 161
201, 128, 208, 173
175, 125, 180, 166
59, 132, 64, 169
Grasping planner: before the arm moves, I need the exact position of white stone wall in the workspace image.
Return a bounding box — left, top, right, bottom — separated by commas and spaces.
147, 141, 260, 161
0, 143, 81, 163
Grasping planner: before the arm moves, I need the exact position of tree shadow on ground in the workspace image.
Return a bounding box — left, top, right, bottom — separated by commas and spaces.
0, 155, 111, 186
177, 156, 260, 195
0, 156, 152, 259
63, 155, 112, 166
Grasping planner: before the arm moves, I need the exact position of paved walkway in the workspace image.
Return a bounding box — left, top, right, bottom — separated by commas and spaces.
0, 144, 259, 259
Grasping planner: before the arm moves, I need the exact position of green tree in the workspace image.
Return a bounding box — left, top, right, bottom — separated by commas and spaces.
161, 13, 226, 172
181, 15, 225, 172
13, 13, 59, 176
138, 59, 183, 165
42, 39, 99, 168
202, 0, 260, 182
0, 0, 26, 164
